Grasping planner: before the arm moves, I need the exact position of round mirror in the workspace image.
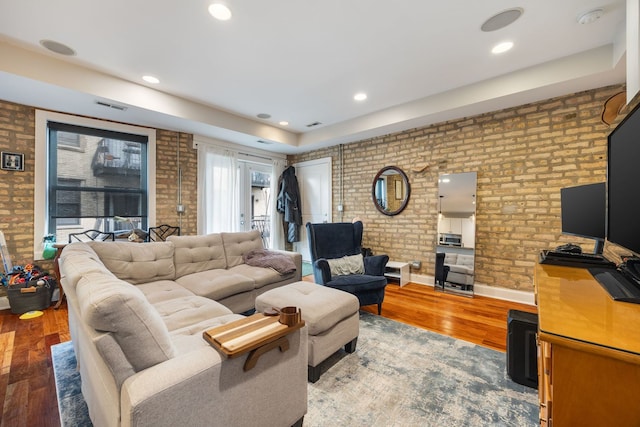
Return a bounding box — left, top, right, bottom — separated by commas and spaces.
372, 166, 411, 216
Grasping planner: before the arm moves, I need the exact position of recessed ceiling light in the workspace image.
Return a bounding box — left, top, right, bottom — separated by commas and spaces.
142, 75, 160, 84
491, 41, 514, 54
577, 8, 604, 24
209, 3, 232, 21
39, 39, 76, 56
481, 8, 524, 32
354, 93, 367, 101
257, 113, 271, 119
279, 121, 289, 126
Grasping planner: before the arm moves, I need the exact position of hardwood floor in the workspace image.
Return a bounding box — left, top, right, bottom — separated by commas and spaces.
0, 281, 536, 426
361, 282, 537, 352
0, 303, 69, 427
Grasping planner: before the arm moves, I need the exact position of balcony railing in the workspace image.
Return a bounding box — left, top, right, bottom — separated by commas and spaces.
92, 139, 141, 176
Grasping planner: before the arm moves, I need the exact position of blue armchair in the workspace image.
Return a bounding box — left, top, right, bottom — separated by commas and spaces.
306, 221, 389, 314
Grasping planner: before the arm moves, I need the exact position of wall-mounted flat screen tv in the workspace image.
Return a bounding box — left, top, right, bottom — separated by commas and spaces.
561, 182, 606, 254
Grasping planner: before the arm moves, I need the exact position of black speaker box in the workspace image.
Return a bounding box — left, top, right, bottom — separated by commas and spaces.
507, 309, 538, 389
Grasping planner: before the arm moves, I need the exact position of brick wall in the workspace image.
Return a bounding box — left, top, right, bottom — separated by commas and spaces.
289, 84, 626, 292
154, 130, 197, 235
0, 100, 198, 270
0, 83, 629, 293
0, 102, 36, 267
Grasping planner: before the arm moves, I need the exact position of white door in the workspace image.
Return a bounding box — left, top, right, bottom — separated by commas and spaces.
293, 157, 332, 261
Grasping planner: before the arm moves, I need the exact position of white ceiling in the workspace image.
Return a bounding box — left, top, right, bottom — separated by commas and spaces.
0, 1, 627, 154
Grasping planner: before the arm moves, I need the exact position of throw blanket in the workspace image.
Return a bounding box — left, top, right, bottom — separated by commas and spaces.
243, 249, 297, 275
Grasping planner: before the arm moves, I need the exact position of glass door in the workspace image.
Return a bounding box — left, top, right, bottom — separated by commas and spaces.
238, 161, 272, 247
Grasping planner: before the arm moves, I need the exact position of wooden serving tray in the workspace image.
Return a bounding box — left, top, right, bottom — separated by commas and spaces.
203, 313, 305, 359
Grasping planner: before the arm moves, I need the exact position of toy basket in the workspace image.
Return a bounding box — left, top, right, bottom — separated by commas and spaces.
7, 278, 57, 315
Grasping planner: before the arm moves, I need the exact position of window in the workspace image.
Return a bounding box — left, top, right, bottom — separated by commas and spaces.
56, 178, 81, 226
34, 111, 156, 256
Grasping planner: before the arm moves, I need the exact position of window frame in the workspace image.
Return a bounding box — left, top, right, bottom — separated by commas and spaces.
34, 110, 156, 258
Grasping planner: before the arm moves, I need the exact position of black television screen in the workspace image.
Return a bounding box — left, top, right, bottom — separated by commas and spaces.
561, 182, 606, 253
607, 102, 640, 256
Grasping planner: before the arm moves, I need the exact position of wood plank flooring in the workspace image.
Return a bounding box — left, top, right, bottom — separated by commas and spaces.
0, 303, 69, 427
361, 282, 537, 351
0, 281, 536, 426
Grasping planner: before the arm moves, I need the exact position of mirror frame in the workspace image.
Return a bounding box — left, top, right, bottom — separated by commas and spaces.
372, 166, 411, 216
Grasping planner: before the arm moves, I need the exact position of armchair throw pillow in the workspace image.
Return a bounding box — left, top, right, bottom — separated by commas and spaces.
327, 254, 365, 276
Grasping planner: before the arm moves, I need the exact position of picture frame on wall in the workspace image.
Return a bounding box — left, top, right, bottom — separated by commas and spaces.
1, 151, 24, 171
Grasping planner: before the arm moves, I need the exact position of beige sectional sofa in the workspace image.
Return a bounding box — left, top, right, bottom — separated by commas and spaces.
58, 230, 307, 427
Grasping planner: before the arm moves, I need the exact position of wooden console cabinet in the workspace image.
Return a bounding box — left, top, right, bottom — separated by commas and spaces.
535, 264, 640, 426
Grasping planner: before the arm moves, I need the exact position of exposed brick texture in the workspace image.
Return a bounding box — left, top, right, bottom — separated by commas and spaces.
155, 130, 196, 236
0, 101, 197, 269
0, 102, 35, 267
0, 84, 630, 293
288, 84, 626, 292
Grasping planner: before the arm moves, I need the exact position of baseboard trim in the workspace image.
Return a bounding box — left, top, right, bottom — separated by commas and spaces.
409, 274, 535, 306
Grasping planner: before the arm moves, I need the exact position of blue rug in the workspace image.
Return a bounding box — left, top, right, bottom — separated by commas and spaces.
51, 341, 92, 427
52, 313, 537, 426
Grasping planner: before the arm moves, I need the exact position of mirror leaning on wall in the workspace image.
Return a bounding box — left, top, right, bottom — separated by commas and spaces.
436, 171, 477, 297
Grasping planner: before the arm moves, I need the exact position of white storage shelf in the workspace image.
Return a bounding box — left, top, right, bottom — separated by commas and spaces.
384, 261, 410, 287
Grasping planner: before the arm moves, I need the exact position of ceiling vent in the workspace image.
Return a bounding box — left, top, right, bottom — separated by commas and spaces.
95, 100, 128, 111
257, 140, 272, 145
306, 121, 322, 128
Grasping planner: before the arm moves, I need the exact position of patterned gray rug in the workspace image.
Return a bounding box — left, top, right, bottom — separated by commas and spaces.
52, 312, 537, 426
307, 312, 538, 426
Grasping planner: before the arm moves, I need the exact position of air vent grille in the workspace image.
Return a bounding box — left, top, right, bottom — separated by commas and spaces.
306, 121, 322, 128
95, 100, 127, 111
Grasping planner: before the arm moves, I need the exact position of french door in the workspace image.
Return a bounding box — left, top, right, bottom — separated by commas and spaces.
238, 161, 273, 247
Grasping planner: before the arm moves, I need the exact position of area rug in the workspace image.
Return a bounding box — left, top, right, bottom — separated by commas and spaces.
51, 341, 91, 427
52, 313, 537, 426
306, 312, 538, 426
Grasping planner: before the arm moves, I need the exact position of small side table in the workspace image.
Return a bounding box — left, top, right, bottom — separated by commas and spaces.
384, 261, 410, 287
203, 313, 305, 371
53, 243, 67, 309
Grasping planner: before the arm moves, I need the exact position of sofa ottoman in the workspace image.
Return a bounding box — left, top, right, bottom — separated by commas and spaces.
255, 281, 359, 382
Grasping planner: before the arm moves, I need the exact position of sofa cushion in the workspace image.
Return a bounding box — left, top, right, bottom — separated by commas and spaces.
457, 254, 475, 269
95, 333, 137, 390
88, 241, 176, 285
76, 271, 176, 372
227, 264, 293, 289
152, 295, 233, 332
444, 253, 458, 265
168, 233, 227, 278
136, 280, 195, 304
169, 313, 244, 348
175, 270, 255, 300
221, 230, 263, 268
448, 265, 473, 274
59, 243, 113, 290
